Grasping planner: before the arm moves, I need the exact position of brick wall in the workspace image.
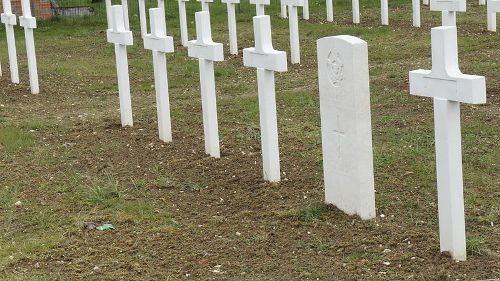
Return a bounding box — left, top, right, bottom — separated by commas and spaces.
0, 0, 53, 19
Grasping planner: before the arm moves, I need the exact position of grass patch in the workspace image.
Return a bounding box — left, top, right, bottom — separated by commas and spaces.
466, 236, 490, 256
0, 126, 36, 153
297, 203, 323, 222
84, 177, 124, 206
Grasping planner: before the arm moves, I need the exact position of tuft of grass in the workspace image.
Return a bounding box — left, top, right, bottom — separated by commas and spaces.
21, 119, 49, 131
0, 126, 36, 152
85, 178, 124, 206
466, 236, 490, 256
297, 203, 323, 222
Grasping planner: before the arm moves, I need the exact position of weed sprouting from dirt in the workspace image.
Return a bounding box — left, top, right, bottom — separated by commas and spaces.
466, 236, 490, 256
85, 177, 124, 205
0, 125, 35, 152
298, 203, 323, 222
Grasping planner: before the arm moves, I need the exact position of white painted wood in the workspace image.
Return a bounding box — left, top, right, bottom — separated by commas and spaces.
317, 35, 376, 220
250, 0, 270, 15
413, 0, 421, 27
197, 0, 213, 11
409, 26, 486, 261
188, 11, 224, 158
326, 0, 333, 22
243, 15, 287, 182
144, 8, 175, 142
352, 0, 360, 23
19, 0, 39, 94
178, 0, 189, 46
106, 4, 134, 127
381, 0, 389, 25
303, 0, 309, 20
283, 0, 304, 64
1, 0, 19, 84
487, 0, 500, 31
222, 0, 240, 55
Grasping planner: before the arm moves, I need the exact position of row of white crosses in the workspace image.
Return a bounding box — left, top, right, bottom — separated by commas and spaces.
409, 0, 487, 261
1, 0, 39, 94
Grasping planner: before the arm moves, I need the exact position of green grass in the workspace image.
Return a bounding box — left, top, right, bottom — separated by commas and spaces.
298, 203, 323, 221
0, 125, 36, 152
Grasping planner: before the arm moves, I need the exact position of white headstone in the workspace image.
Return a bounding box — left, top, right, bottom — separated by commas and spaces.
413, 0, 421, 27
19, 0, 39, 94
317, 35, 376, 220
326, 0, 333, 22
243, 15, 287, 182
487, 0, 500, 31
188, 11, 224, 158
106, 4, 134, 127
283, 0, 304, 64
197, 0, 213, 11
381, 0, 389, 25
222, 0, 240, 55
352, 0, 360, 23
178, 0, 190, 46
1, 0, 19, 84
250, 0, 270, 15
144, 8, 175, 142
409, 26, 486, 261
431, 0, 466, 25
303, 0, 309, 20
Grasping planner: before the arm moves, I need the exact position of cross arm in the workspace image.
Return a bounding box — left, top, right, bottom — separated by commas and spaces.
430, 0, 466, 12
106, 5, 133, 45
19, 16, 36, 28
1, 13, 16, 25
221, 0, 240, 3
282, 0, 304, 6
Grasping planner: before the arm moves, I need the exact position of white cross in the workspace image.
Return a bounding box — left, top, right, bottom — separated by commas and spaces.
412, 0, 421, 27
381, 0, 389, 25
430, 0, 466, 25
250, 0, 270, 16
280, 0, 287, 19
352, 0, 360, 23
105, 0, 130, 31
19, 0, 39, 94
188, 11, 224, 158
409, 26, 486, 261
138, 0, 165, 38
221, 0, 240, 55
106, 4, 134, 127
144, 8, 174, 142
243, 15, 287, 182
479, 0, 486, 5
197, 0, 213, 11
283, 0, 304, 64
1, 0, 19, 83
178, 0, 190, 46
487, 0, 500, 31
303, 0, 309, 19
326, 0, 333, 22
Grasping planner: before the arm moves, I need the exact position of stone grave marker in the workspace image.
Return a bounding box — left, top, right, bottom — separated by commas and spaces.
413, 0, 421, 27
178, 0, 189, 46
487, 0, 500, 31
409, 26, 486, 261
222, 0, 239, 55
423, 0, 429, 5
283, 0, 304, 64
326, 0, 333, 22
352, 0, 360, 23
188, 11, 224, 158
317, 35, 376, 220
105, 0, 130, 31
106, 4, 134, 127
280, 0, 287, 18
144, 8, 175, 142
1, 0, 19, 84
250, 0, 269, 15
197, 0, 212, 11
381, 0, 388, 25
19, 0, 39, 94
243, 15, 287, 182
431, 0, 466, 25
480, 0, 485, 5
303, 0, 309, 20
138, 0, 165, 38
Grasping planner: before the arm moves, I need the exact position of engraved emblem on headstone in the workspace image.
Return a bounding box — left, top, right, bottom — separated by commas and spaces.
326, 51, 343, 88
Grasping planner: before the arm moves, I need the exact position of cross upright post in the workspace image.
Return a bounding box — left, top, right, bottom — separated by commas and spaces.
352, 0, 360, 23
243, 15, 288, 182
409, 26, 486, 261
222, 0, 240, 55
480, 0, 485, 5
250, 0, 270, 15
303, 0, 309, 20
197, 0, 213, 11
144, 8, 175, 142
178, 0, 190, 46
19, 0, 39, 94
326, 0, 333, 22
1, 0, 19, 84
138, 0, 165, 38
280, 0, 287, 18
283, 0, 304, 64
487, 0, 500, 31
188, 11, 224, 158
413, 0, 421, 27
381, 0, 389, 25
106, 4, 134, 127
430, 0, 466, 25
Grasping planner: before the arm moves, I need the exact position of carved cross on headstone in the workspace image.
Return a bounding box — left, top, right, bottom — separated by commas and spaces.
144, 8, 174, 142
282, 0, 304, 64
106, 4, 134, 127
188, 11, 224, 158
409, 26, 486, 261
1, 0, 19, 83
243, 15, 288, 182
250, 0, 270, 15
222, 0, 240, 55
19, 0, 39, 94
